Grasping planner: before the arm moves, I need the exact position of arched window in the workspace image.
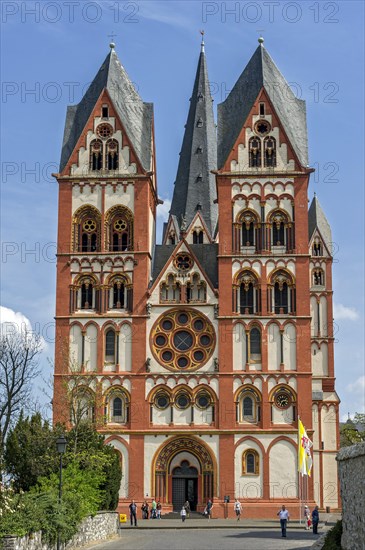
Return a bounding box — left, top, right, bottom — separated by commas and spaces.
106, 390, 129, 424
271, 270, 295, 314
105, 205, 134, 252
242, 449, 259, 475
80, 279, 94, 309
105, 329, 116, 363
312, 239, 323, 256
235, 210, 260, 253
106, 139, 119, 170
71, 389, 95, 425
235, 271, 260, 314
168, 232, 176, 245
249, 327, 261, 361
73, 205, 101, 253
270, 211, 288, 247
249, 137, 261, 167
160, 274, 181, 302
313, 269, 324, 286
187, 274, 206, 303
113, 280, 125, 308
90, 139, 103, 171
193, 230, 204, 244
264, 136, 276, 167
108, 275, 132, 312
237, 388, 261, 424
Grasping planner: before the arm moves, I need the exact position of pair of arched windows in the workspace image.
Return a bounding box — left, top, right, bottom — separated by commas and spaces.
312, 269, 325, 286
90, 139, 119, 171
192, 230, 204, 244
234, 271, 261, 314
234, 209, 294, 253
249, 136, 276, 168
160, 274, 207, 304
271, 271, 296, 314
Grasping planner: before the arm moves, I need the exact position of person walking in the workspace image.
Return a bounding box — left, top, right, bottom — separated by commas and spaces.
151, 498, 157, 519
180, 506, 187, 522
129, 500, 138, 527
234, 499, 242, 521
184, 500, 191, 519
304, 505, 311, 530
312, 505, 320, 534
277, 505, 290, 537
206, 499, 213, 521
156, 500, 162, 519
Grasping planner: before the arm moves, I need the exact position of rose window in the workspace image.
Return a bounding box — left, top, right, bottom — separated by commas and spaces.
151, 309, 215, 372
96, 123, 113, 139
83, 219, 96, 232
114, 219, 127, 232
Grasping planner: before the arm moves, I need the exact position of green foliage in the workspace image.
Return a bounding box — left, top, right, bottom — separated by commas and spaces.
322, 520, 343, 550
340, 414, 365, 447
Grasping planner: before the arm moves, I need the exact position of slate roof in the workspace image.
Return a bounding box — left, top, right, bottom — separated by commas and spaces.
169, 44, 218, 236
217, 43, 308, 169
308, 195, 332, 247
59, 49, 153, 173
151, 244, 219, 288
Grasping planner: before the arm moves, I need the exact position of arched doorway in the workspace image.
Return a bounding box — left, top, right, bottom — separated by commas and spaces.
172, 459, 198, 511
152, 436, 215, 511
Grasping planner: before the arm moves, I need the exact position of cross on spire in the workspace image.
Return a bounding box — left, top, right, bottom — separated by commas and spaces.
200, 29, 205, 53
108, 32, 117, 49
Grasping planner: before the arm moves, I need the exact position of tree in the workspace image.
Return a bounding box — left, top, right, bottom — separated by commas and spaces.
0, 330, 42, 455
340, 413, 365, 447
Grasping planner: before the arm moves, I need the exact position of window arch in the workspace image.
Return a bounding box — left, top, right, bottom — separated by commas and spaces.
187, 273, 206, 303
193, 230, 204, 244
312, 268, 325, 286
249, 137, 261, 167
105, 205, 134, 252
72, 205, 101, 253
264, 136, 276, 167
107, 274, 132, 311
312, 238, 323, 256
160, 273, 181, 303
270, 270, 296, 314
105, 388, 130, 424
106, 139, 119, 170
269, 210, 291, 249
242, 449, 259, 475
234, 270, 261, 314
90, 139, 103, 171
167, 232, 176, 245
105, 328, 116, 364
236, 387, 261, 424
71, 388, 95, 425
234, 210, 261, 253
70, 275, 100, 313
249, 327, 261, 362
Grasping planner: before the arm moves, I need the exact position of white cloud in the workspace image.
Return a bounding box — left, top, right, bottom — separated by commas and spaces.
333, 303, 359, 321
0, 305, 33, 335
346, 376, 365, 395
157, 198, 171, 220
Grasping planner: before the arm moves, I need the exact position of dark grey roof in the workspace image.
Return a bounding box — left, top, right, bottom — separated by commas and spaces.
308, 195, 332, 247
169, 45, 218, 236
217, 44, 308, 169
60, 49, 153, 173
151, 244, 218, 289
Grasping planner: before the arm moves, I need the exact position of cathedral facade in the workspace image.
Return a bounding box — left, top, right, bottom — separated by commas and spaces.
53, 38, 340, 517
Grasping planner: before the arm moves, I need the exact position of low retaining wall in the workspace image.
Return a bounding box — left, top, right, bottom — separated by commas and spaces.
1, 511, 119, 550
336, 442, 365, 550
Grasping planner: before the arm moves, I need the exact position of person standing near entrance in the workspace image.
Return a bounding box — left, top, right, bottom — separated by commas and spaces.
234, 499, 242, 521
184, 500, 191, 518
206, 499, 213, 520
156, 500, 162, 519
277, 505, 290, 537
181, 506, 187, 522
150, 498, 157, 519
129, 500, 137, 527
311, 505, 320, 534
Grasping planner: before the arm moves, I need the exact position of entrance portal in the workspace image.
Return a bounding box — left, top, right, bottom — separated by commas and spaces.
172, 460, 198, 511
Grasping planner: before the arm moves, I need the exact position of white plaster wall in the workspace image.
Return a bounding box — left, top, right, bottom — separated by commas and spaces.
70, 324, 82, 368
72, 186, 102, 214
283, 323, 296, 371
144, 436, 167, 498
272, 405, 294, 425
312, 342, 328, 376
170, 452, 200, 471
152, 406, 170, 425
104, 183, 134, 212
85, 324, 97, 371
107, 437, 129, 498
322, 405, 337, 451
269, 440, 298, 499
313, 452, 321, 505
234, 439, 263, 499
194, 405, 214, 425
268, 324, 280, 370
120, 323, 132, 371
174, 407, 192, 425
233, 324, 246, 371
320, 296, 328, 337
322, 453, 339, 508
310, 296, 319, 336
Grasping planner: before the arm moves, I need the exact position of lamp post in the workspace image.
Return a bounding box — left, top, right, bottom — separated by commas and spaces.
56, 435, 67, 550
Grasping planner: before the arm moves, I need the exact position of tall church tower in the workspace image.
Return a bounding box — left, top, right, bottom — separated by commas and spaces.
53, 38, 340, 518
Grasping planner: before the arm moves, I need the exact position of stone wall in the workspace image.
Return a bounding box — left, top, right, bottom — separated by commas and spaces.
336, 442, 365, 550
0, 512, 119, 550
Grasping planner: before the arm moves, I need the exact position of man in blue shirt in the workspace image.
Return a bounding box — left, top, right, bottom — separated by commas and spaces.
312, 505, 320, 534
277, 505, 290, 537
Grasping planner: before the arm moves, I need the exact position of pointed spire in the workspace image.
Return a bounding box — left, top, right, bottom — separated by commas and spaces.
217, 43, 308, 169
200, 30, 205, 53
60, 47, 153, 173
308, 194, 332, 247
169, 37, 217, 237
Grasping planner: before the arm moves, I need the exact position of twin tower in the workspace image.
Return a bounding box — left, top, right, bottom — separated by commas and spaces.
53, 38, 340, 517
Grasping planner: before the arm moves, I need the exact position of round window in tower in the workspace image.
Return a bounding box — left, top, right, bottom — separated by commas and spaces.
155, 393, 169, 410
96, 123, 113, 139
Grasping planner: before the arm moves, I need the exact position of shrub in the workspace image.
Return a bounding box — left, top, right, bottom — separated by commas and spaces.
322, 520, 343, 550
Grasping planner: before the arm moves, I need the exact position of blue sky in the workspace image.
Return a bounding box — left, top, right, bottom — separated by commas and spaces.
1, 0, 364, 419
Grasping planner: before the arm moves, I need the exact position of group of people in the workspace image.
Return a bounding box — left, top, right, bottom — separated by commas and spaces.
128, 498, 162, 526
277, 504, 320, 537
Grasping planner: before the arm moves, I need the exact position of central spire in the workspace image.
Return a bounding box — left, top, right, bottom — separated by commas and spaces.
169, 37, 217, 237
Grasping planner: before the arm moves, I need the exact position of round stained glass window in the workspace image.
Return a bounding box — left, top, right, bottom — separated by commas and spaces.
96, 123, 113, 139
155, 394, 169, 410
150, 309, 216, 372
196, 393, 210, 409
200, 334, 211, 347
173, 331, 193, 351
176, 394, 189, 409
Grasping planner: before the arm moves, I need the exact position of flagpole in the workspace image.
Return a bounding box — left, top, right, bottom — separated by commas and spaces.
298, 416, 302, 525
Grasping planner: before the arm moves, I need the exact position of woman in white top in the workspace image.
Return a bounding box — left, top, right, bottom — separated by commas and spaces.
234, 499, 242, 521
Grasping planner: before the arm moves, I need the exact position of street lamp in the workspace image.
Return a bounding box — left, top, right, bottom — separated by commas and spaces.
56, 435, 67, 550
